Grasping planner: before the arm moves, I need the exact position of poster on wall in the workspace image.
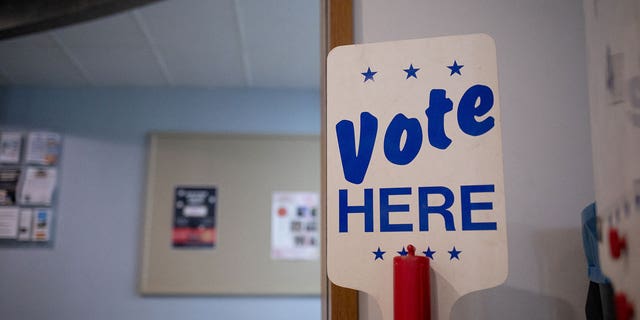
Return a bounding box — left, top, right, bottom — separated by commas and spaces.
0, 168, 20, 206
0, 207, 19, 239
25, 132, 61, 165
18, 167, 57, 205
31, 208, 51, 242
172, 186, 217, 248
0, 132, 22, 164
270, 191, 319, 260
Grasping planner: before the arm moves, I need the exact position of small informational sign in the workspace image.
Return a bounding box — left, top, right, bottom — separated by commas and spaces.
172, 186, 216, 248
270, 191, 320, 260
0, 168, 20, 206
19, 167, 57, 205
31, 208, 51, 241
17, 208, 33, 241
0, 132, 22, 164
25, 132, 61, 165
327, 34, 507, 319
0, 207, 19, 239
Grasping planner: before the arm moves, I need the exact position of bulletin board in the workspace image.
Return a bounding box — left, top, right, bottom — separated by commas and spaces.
140, 133, 320, 295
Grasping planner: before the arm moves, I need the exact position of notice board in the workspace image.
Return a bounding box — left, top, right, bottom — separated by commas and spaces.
140, 133, 320, 295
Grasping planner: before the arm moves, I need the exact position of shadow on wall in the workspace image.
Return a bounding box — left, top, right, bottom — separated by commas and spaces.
452, 285, 575, 319
452, 227, 587, 319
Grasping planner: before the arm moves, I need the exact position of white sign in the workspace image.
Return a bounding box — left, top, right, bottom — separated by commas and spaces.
326, 34, 508, 319
271, 192, 320, 260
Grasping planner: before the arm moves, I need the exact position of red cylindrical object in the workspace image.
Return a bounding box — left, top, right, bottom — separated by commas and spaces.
394, 244, 431, 320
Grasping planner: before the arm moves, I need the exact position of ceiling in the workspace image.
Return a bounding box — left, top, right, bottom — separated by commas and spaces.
0, 0, 320, 89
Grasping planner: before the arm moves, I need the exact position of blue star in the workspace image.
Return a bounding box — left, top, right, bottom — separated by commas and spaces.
361, 67, 377, 82
372, 247, 386, 260
423, 247, 436, 260
447, 60, 464, 76
403, 64, 420, 79
448, 246, 462, 260
397, 246, 408, 256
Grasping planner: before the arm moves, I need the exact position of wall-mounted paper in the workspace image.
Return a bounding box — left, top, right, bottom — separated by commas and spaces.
26, 132, 61, 165
270, 192, 319, 260
172, 186, 216, 248
0, 207, 19, 239
17, 208, 33, 241
0, 168, 20, 206
19, 167, 57, 205
0, 132, 22, 164
31, 208, 51, 241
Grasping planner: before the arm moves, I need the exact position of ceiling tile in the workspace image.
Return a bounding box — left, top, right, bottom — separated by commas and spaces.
51, 11, 148, 49
137, 0, 246, 86
0, 46, 88, 85
238, 0, 320, 88
159, 47, 245, 86
67, 47, 168, 86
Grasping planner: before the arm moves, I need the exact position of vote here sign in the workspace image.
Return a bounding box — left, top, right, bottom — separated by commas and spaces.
326, 34, 508, 319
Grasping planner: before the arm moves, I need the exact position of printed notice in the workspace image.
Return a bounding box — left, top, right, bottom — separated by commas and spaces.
0, 132, 22, 164
31, 208, 51, 241
0, 207, 19, 239
19, 167, 57, 205
17, 208, 33, 241
172, 186, 217, 248
271, 192, 319, 260
26, 132, 61, 165
0, 168, 20, 206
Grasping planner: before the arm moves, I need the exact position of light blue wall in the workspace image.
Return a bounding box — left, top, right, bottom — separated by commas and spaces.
0, 86, 322, 320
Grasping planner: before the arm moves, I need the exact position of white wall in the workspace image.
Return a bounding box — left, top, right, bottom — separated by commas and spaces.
0, 87, 321, 320
353, 1, 594, 319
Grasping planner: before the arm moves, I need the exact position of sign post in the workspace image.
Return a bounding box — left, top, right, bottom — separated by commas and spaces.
326, 34, 508, 319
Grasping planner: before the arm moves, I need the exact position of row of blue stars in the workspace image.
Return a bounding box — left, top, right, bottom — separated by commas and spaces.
361, 60, 463, 82
372, 246, 461, 261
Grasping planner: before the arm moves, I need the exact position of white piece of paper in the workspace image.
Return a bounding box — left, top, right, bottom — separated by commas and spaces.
0, 207, 19, 239
270, 192, 319, 260
19, 167, 57, 205
31, 208, 51, 242
25, 132, 61, 165
17, 208, 33, 241
0, 132, 22, 164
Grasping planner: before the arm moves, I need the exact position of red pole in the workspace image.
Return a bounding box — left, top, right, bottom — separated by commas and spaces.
394, 244, 431, 320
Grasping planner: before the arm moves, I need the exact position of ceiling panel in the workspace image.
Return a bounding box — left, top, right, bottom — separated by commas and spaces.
238, 0, 319, 88
138, 0, 247, 86
0, 0, 320, 89
0, 34, 89, 86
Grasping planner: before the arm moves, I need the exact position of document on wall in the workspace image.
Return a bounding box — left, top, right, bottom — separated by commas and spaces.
0, 207, 19, 239
19, 167, 57, 205
270, 191, 320, 260
0, 168, 20, 206
31, 208, 51, 241
25, 132, 61, 165
172, 186, 217, 248
17, 208, 33, 241
0, 132, 22, 164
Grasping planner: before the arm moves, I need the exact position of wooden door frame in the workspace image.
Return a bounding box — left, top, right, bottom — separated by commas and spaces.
321, 0, 359, 319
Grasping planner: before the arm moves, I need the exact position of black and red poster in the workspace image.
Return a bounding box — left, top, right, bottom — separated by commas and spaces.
172, 186, 216, 248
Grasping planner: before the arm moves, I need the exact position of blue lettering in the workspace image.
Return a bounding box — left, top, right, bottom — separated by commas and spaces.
380, 187, 413, 232
339, 188, 374, 232
461, 184, 497, 230
336, 112, 378, 184
418, 186, 456, 231
384, 114, 423, 165
425, 89, 453, 149
458, 84, 495, 136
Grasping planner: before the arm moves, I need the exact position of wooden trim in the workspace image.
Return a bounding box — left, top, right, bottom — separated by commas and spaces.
321, 0, 358, 319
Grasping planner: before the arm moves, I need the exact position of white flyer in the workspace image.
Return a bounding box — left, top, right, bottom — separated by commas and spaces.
0, 132, 22, 164
270, 191, 320, 260
25, 132, 61, 165
0, 207, 19, 239
31, 208, 51, 241
19, 167, 57, 205
17, 208, 33, 241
